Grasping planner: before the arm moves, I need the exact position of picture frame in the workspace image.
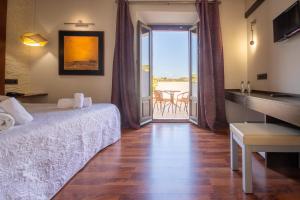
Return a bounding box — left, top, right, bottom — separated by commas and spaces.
59, 31, 104, 75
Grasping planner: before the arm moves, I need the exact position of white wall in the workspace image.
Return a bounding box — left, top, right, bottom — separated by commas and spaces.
5, 0, 34, 93
30, 0, 117, 103
247, 0, 300, 94
6, 0, 247, 103
220, 0, 247, 89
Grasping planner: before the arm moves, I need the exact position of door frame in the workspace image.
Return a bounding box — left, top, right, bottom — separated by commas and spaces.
137, 21, 153, 126
188, 25, 199, 125
0, 0, 7, 95
149, 24, 192, 122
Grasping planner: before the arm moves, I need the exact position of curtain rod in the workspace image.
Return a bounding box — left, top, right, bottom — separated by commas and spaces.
116, 1, 221, 5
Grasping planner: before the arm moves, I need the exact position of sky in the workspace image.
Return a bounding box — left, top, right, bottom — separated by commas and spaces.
152, 31, 189, 78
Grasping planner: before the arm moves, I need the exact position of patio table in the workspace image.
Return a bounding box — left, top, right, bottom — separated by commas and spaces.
162, 90, 180, 113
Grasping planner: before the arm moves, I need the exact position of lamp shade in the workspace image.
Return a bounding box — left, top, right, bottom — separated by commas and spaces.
20, 32, 48, 46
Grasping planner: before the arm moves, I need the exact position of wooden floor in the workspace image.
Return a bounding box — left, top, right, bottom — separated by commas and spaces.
54, 123, 300, 200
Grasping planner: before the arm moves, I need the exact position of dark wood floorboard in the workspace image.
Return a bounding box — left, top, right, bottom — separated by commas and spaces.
53, 123, 300, 200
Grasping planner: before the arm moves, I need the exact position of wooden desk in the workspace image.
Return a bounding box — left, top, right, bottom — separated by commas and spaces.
226, 90, 300, 127
226, 90, 300, 168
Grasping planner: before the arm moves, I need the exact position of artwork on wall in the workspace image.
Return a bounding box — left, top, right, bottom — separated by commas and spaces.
59, 31, 104, 75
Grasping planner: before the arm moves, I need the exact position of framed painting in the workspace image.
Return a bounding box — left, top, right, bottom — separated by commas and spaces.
59, 31, 104, 75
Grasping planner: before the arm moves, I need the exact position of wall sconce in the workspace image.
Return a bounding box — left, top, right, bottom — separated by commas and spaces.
250, 19, 256, 46
64, 20, 95, 27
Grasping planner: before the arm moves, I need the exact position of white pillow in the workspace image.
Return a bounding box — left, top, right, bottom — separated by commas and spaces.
0, 98, 33, 125
0, 95, 9, 102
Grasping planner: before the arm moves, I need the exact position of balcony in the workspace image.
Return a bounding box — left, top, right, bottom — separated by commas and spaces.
153, 81, 189, 120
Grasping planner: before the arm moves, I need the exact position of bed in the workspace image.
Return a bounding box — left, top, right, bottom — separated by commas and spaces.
0, 103, 121, 200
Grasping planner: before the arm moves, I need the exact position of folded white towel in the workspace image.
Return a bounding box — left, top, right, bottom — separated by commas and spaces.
0, 112, 15, 131
57, 98, 74, 109
83, 97, 92, 107
0, 98, 33, 125
74, 93, 84, 108
57, 97, 93, 109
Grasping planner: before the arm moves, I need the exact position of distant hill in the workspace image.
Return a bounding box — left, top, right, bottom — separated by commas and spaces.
154, 77, 189, 82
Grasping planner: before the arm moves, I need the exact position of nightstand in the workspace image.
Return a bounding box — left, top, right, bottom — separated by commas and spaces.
16, 93, 48, 103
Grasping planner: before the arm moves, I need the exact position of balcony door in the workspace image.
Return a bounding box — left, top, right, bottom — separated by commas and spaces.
189, 25, 198, 124
138, 21, 153, 125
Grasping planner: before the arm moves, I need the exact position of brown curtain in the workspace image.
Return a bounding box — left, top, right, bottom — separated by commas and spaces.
196, 0, 228, 131
111, 0, 140, 129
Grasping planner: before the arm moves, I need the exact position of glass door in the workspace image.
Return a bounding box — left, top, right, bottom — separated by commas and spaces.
138, 21, 153, 125
189, 25, 198, 124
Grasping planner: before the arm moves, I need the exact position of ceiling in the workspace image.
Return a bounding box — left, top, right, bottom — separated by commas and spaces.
137, 11, 198, 25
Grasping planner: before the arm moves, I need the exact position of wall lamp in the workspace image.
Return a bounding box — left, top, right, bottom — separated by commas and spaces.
64, 20, 95, 27
20, 0, 48, 47
250, 19, 256, 46
20, 33, 48, 47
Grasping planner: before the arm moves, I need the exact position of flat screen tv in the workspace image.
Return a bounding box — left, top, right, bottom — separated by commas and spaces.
273, 1, 300, 42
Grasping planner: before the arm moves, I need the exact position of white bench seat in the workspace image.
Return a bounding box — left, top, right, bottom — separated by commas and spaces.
230, 123, 300, 193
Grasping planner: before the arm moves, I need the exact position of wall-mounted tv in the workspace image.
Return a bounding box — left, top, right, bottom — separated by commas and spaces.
273, 0, 300, 42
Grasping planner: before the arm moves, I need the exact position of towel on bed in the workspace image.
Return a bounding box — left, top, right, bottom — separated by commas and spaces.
74, 93, 84, 108
57, 97, 93, 109
57, 98, 74, 109
0, 112, 15, 131
83, 97, 92, 107
0, 97, 33, 125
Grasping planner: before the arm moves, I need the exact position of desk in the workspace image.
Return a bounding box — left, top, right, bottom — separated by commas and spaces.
226, 90, 300, 167
226, 90, 300, 127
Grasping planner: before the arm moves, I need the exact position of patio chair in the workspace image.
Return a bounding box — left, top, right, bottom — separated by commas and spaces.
176, 92, 189, 114
153, 90, 170, 116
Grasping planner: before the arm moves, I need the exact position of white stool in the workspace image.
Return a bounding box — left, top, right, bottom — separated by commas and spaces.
230, 123, 300, 193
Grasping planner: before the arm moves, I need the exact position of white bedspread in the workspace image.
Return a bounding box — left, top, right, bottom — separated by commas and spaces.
0, 103, 121, 200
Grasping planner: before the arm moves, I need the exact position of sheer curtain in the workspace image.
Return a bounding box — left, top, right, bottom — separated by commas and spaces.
196, 0, 228, 131
111, 0, 140, 129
